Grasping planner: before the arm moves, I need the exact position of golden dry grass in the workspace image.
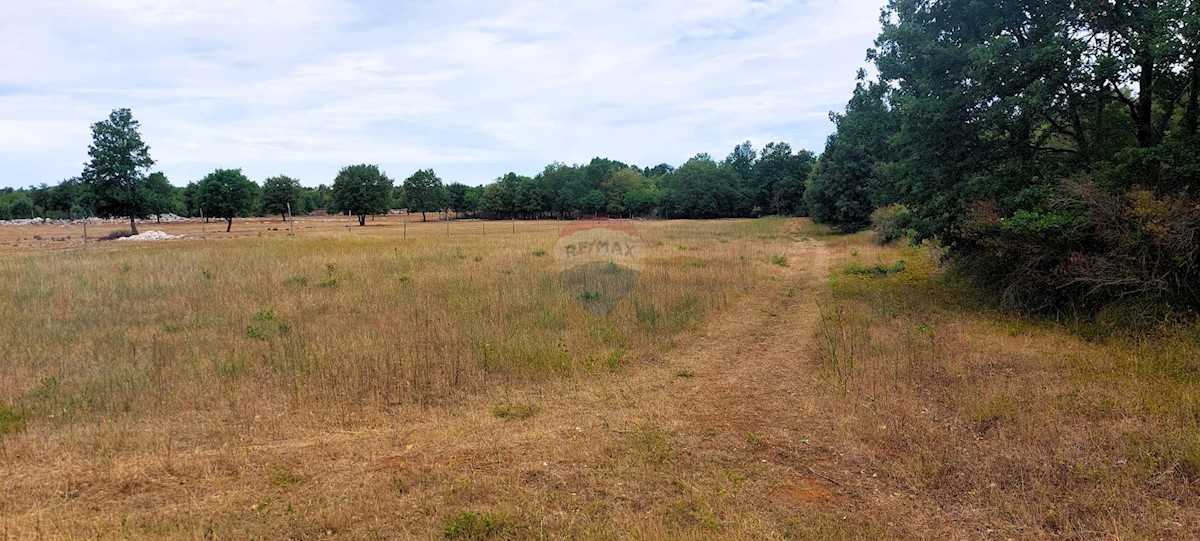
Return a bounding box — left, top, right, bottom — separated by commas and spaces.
810, 237, 1200, 539
1, 216, 1197, 540
0, 217, 782, 421
0, 216, 837, 539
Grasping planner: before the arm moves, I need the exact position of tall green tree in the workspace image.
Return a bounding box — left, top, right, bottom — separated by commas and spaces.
81, 108, 155, 234
623, 182, 662, 217
182, 182, 200, 218
478, 173, 524, 218
261, 175, 302, 221
7, 196, 36, 220
196, 169, 260, 232
314, 184, 334, 211
477, 183, 509, 218
513, 175, 544, 218
463, 186, 483, 214
725, 141, 756, 181
602, 169, 644, 216
753, 142, 814, 215
296, 187, 323, 215
814, 0, 1200, 314
402, 169, 446, 222
332, 164, 392, 226
583, 158, 629, 191
579, 189, 605, 216
722, 142, 758, 215
660, 154, 741, 218
806, 76, 897, 230
539, 163, 587, 218
142, 172, 180, 223
445, 183, 475, 215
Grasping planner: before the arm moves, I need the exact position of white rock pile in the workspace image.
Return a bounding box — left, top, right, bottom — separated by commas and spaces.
115, 230, 184, 241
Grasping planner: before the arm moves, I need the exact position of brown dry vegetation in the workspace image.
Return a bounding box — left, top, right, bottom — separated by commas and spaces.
0, 216, 1197, 539
811, 238, 1200, 539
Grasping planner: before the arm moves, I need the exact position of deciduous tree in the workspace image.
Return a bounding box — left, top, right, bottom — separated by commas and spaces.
196, 169, 260, 232
262, 175, 302, 221
332, 164, 392, 226
402, 169, 446, 222
81, 108, 155, 234
142, 172, 180, 223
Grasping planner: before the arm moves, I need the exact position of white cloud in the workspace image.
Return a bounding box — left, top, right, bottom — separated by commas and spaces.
0, 0, 886, 188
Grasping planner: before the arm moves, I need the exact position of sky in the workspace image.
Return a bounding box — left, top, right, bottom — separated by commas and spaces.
0, 0, 887, 189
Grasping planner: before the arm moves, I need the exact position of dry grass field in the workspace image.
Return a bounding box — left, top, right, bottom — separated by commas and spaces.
0, 216, 1197, 539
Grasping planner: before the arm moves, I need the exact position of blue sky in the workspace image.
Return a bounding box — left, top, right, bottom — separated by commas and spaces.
0, 0, 886, 189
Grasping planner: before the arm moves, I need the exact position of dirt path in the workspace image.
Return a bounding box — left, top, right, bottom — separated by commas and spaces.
312, 236, 861, 537
4, 236, 880, 539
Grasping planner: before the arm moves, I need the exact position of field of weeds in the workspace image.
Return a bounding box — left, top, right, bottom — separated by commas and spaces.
0, 218, 804, 428
0, 216, 830, 539
0, 216, 1196, 539
809, 235, 1200, 539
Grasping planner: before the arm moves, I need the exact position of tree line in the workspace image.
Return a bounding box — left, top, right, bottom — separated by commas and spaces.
1, 110, 816, 229
805, 0, 1200, 318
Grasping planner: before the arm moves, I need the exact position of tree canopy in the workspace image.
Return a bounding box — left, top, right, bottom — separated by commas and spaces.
142, 172, 181, 222
80, 108, 155, 234
332, 164, 393, 226
261, 175, 302, 220
402, 169, 446, 222
196, 169, 260, 232
804, 0, 1200, 316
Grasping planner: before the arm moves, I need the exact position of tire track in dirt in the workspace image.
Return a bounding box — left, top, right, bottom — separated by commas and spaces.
241, 234, 849, 534
648, 238, 852, 505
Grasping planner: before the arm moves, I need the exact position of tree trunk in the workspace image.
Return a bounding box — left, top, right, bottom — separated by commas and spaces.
1188, 48, 1199, 137
1134, 54, 1156, 147
421, 211, 427, 222
358, 214, 366, 226
225, 217, 233, 232
281, 213, 288, 221
129, 215, 138, 235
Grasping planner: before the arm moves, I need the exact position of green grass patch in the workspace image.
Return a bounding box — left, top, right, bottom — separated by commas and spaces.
491, 402, 540, 420
667, 497, 722, 531
845, 260, 906, 278
669, 294, 704, 330
731, 216, 789, 235
212, 358, 247, 381
269, 465, 304, 489
0, 403, 26, 436
283, 274, 308, 288
630, 424, 674, 464
635, 303, 661, 331
246, 308, 287, 340
443, 511, 509, 540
